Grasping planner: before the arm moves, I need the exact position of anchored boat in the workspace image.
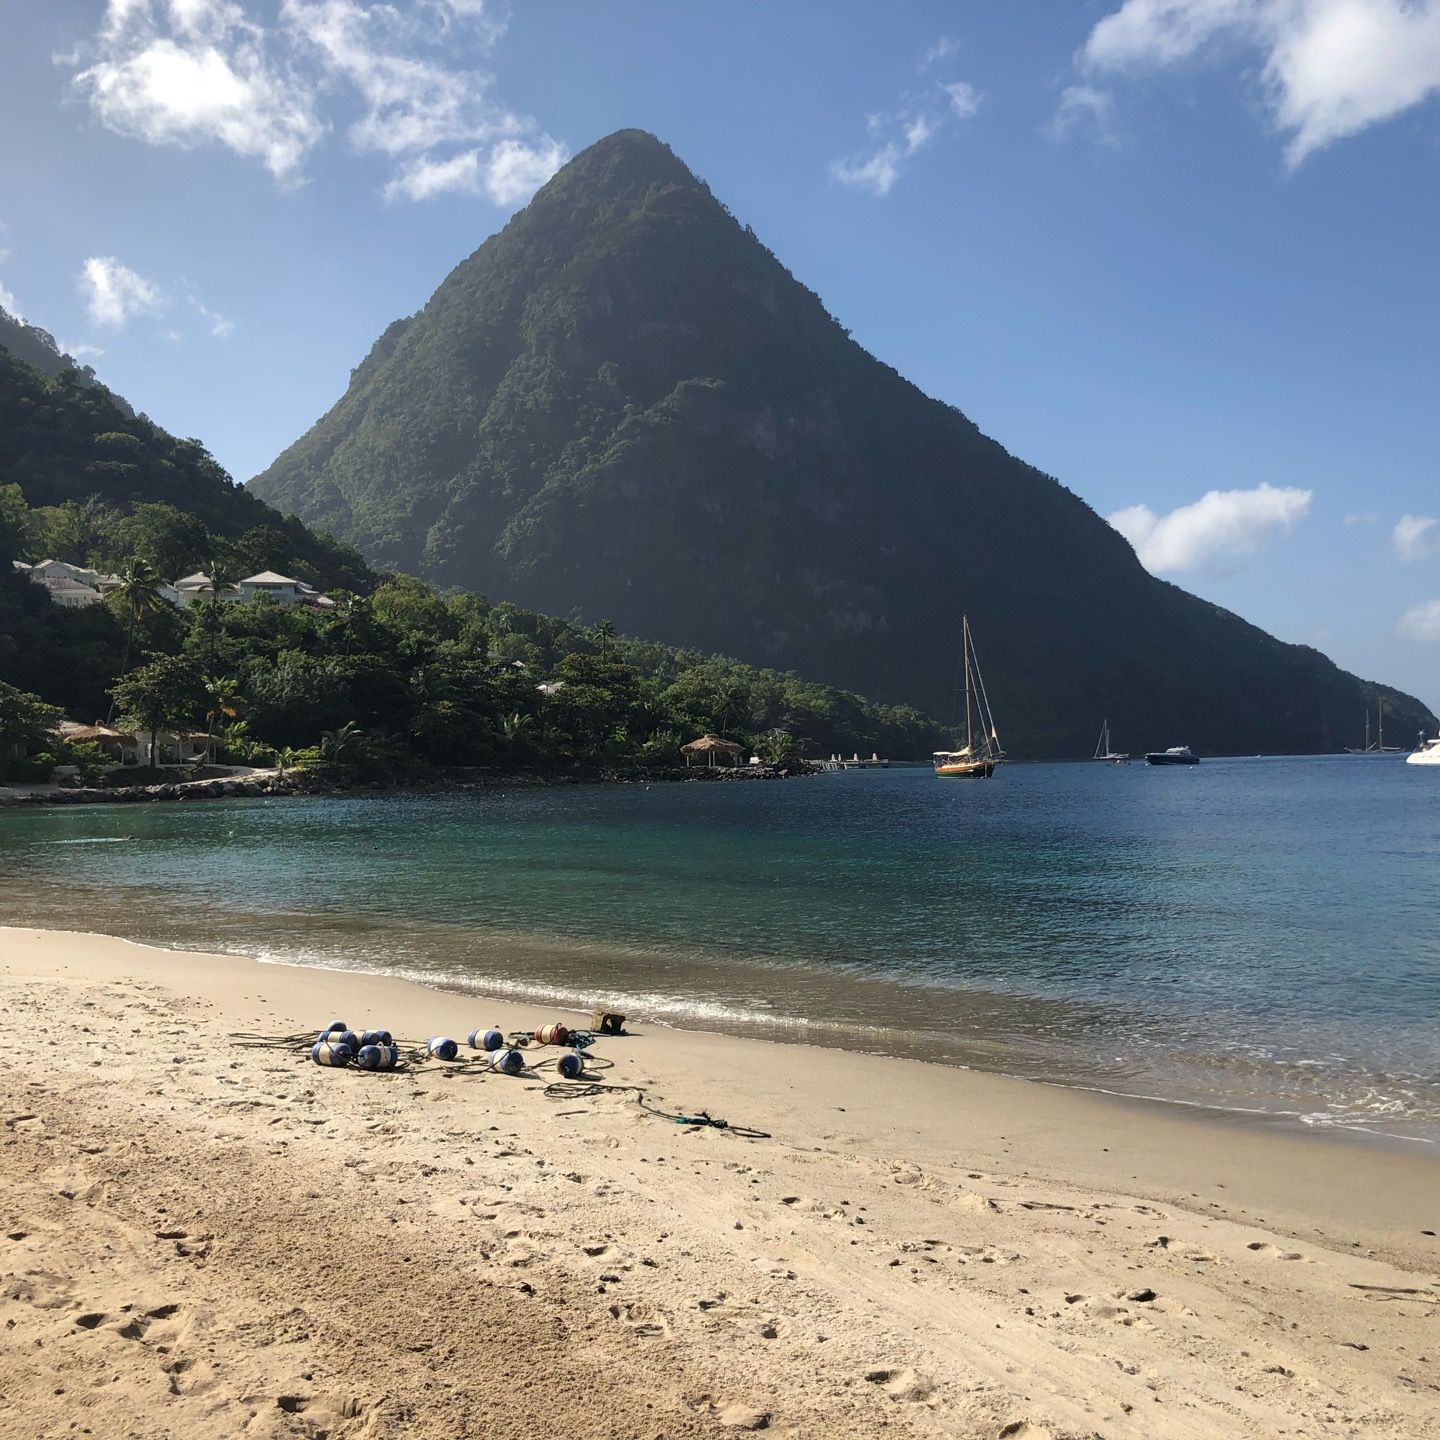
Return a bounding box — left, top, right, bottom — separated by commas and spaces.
1407, 737, 1440, 767
1092, 719, 1130, 764
1345, 703, 1405, 754
1146, 745, 1199, 766
934, 616, 1003, 779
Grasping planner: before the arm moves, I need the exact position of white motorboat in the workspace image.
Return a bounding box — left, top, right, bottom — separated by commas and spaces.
1406, 738, 1440, 766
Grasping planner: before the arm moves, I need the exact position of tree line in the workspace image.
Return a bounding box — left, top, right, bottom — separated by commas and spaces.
0, 485, 948, 783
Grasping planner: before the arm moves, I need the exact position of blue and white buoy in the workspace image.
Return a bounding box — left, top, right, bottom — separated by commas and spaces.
468, 1027, 505, 1052
428, 1036, 460, 1061
356, 1043, 399, 1071
489, 1047, 525, 1075
555, 1051, 584, 1080
357, 1029, 393, 1048
311, 1039, 352, 1067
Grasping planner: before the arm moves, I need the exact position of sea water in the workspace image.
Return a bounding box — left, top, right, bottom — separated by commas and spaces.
1, 756, 1436, 1140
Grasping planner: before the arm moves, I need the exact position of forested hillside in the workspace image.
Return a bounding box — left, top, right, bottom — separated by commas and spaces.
250, 129, 1434, 755
0, 344, 944, 773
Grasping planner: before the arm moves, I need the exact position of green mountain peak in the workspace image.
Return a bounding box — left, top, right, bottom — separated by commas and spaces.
248, 134, 1435, 755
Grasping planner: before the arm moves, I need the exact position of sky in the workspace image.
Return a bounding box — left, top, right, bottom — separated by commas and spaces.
0, 0, 1437, 718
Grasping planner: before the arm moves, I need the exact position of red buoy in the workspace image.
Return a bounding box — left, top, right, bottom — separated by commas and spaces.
534, 1022, 570, 1046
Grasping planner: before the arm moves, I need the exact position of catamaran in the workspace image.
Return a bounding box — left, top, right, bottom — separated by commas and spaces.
1092, 719, 1129, 764
934, 616, 1003, 779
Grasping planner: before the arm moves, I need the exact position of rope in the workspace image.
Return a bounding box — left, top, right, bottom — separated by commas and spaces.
540, 1080, 771, 1139
226, 1032, 770, 1137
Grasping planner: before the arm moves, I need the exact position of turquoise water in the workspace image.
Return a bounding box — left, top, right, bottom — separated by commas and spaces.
2, 757, 1437, 1139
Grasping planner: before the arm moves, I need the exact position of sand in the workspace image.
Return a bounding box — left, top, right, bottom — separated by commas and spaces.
1, 926, 1437, 1439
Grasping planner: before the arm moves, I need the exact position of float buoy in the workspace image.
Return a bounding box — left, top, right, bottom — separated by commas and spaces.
556, 1051, 584, 1080
489, 1047, 525, 1075
311, 1039, 352, 1067
428, 1037, 459, 1061
534, 1023, 570, 1046
357, 1029, 392, 1048
468, 1027, 505, 1052
317, 1028, 359, 1053
356, 1043, 399, 1071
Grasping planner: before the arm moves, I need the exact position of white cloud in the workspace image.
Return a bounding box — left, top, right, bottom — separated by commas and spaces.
945, 81, 982, 118
1398, 597, 1440, 641
383, 146, 479, 200
921, 36, 961, 71
1049, 84, 1118, 143
1394, 513, 1440, 561
0, 279, 23, 321
1079, 0, 1440, 167
74, 2, 325, 182
79, 256, 166, 327
483, 136, 568, 204
831, 144, 907, 197
384, 135, 567, 203
189, 292, 234, 338
57, 338, 107, 361
1109, 481, 1313, 573
66, 0, 564, 203
832, 68, 981, 196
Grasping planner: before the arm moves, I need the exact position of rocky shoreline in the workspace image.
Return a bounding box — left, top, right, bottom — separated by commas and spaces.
0, 761, 817, 807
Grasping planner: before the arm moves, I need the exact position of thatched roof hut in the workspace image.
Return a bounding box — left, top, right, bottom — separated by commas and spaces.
680, 733, 747, 767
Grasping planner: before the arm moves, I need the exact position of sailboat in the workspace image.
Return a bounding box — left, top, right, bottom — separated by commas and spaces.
1344, 702, 1405, 754
933, 616, 1003, 779
1092, 719, 1130, 764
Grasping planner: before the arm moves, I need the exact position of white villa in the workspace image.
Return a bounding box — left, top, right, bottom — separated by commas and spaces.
12, 558, 121, 608
17, 560, 333, 612
171, 570, 333, 610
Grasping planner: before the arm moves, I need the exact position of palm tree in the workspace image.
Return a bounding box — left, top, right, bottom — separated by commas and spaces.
318, 720, 365, 767
107, 559, 166, 719
755, 729, 798, 765
198, 558, 238, 670
202, 675, 243, 763
594, 618, 617, 654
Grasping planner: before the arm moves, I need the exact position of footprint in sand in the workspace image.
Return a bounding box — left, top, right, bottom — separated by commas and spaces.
1151, 1235, 1216, 1262
955, 1244, 1019, 1265
608, 1299, 670, 1338
953, 1193, 1002, 1215
502, 1232, 544, 1267
864, 1366, 936, 1403
687, 1394, 771, 1430
1248, 1242, 1306, 1261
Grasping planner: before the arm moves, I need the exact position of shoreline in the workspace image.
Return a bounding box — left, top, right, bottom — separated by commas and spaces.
3, 923, 1438, 1437
5, 885, 1437, 1151
0, 760, 817, 808
8, 922, 1439, 1204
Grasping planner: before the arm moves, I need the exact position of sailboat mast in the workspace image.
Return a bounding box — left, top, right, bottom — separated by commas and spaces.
963, 616, 973, 753
1378, 699, 1385, 750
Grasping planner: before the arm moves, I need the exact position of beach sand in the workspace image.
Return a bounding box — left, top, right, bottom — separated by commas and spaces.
1, 926, 1437, 1438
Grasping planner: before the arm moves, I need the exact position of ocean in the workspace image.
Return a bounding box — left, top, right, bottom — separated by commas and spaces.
2, 756, 1436, 1141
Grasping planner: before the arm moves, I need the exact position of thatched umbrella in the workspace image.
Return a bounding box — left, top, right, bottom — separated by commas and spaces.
680, 734, 747, 767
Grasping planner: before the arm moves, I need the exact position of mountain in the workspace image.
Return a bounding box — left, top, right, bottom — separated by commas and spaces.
0, 304, 118, 399
248, 130, 1433, 755
0, 343, 371, 591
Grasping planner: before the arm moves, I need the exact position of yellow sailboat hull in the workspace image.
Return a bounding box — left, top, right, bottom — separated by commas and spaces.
934, 760, 996, 778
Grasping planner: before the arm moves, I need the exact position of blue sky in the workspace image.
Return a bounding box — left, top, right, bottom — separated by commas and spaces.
1, 0, 1437, 717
